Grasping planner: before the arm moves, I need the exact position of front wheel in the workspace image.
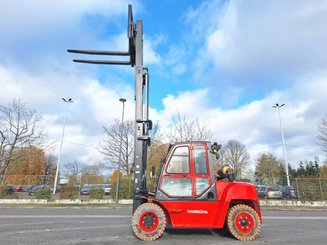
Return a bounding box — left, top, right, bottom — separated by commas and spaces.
132, 202, 166, 241
226, 204, 261, 241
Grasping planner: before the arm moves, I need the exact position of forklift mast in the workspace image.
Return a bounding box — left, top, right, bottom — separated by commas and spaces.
68, 5, 151, 212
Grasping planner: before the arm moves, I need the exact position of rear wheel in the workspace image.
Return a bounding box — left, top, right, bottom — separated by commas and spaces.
132, 202, 166, 241
226, 204, 261, 241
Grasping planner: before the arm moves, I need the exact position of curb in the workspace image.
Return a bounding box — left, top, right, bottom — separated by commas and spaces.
0, 199, 133, 205
259, 200, 327, 207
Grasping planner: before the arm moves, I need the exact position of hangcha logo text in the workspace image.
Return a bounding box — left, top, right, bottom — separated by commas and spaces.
187, 210, 208, 214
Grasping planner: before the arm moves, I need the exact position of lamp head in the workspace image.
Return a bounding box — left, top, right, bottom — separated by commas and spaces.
62, 98, 73, 103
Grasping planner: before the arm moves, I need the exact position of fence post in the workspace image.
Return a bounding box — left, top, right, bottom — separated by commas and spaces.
295, 178, 300, 201
318, 178, 324, 201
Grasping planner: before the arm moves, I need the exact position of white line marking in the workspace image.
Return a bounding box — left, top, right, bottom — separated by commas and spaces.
264, 216, 327, 220
0, 215, 131, 219
15, 224, 130, 234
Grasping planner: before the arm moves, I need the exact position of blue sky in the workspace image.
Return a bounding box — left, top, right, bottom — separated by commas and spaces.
1, 0, 327, 175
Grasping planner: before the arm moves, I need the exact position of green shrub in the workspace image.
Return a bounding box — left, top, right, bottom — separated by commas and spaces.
0, 186, 7, 198
0, 185, 17, 199
59, 186, 79, 200
111, 177, 134, 200
321, 179, 327, 200
147, 180, 156, 193
35, 188, 52, 200
89, 188, 104, 200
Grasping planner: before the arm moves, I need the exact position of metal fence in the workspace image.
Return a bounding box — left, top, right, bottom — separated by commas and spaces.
1, 175, 327, 201
254, 177, 327, 201
291, 178, 327, 201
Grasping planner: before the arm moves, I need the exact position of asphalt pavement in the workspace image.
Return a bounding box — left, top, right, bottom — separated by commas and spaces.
0, 205, 326, 244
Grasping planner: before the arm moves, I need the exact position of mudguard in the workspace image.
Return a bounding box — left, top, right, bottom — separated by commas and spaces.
215, 181, 262, 227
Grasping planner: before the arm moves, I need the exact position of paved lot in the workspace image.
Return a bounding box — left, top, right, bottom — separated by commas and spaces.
0, 205, 326, 244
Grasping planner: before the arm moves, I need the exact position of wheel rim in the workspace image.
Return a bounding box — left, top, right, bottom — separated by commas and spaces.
139, 211, 159, 233
234, 212, 255, 234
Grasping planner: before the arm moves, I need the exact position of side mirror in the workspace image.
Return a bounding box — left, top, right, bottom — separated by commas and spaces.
211, 142, 222, 159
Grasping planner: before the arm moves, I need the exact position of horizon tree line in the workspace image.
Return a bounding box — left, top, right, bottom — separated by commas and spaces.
2, 99, 327, 188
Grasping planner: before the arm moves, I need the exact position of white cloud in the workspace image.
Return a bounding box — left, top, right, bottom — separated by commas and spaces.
199, 0, 327, 77
80, 79, 134, 124
0, 61, 136, 166
180, 0, 327, 110
144, 38, 162, 65
0, 65, 74, 109
0, 0, 143, 72
153, 70, 326, 168
0, 0, 161, 170
0, 0, 131, 35
1, 0, 326, 175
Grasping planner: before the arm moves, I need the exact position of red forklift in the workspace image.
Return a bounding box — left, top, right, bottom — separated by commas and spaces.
68, 5, 262, 241
131, 142, 262, 241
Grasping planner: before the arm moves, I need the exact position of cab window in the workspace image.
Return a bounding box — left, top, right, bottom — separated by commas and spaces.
195, 178, 210, 195
194, 145, 207, 174
160, 146, 191, 197
166, 146, 189, 174
161, 177, 192, 197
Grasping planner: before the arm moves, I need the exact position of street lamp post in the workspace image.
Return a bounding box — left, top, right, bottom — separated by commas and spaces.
53, 98, 73, 194
273, 103, 290, 186
115, 98, 127, 204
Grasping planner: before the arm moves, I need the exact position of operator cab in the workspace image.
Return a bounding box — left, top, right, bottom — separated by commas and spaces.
154, 141, 218, 201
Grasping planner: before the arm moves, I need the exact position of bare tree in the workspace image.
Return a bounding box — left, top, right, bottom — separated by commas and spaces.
43, 154, 56, 175
0, 100, 44, 185
62, 160, 85, 186
318, 114, 327, 155
99, 119, 134, 176
166, 111, 212, 142
81, 164, 104, 185
220, 140, 250, 178
36, 153, 57, 185
63, 160, 85, 177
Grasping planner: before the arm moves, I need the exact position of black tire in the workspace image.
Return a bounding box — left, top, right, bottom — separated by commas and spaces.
132, 202, 166, 241
226, 204, 261, 241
